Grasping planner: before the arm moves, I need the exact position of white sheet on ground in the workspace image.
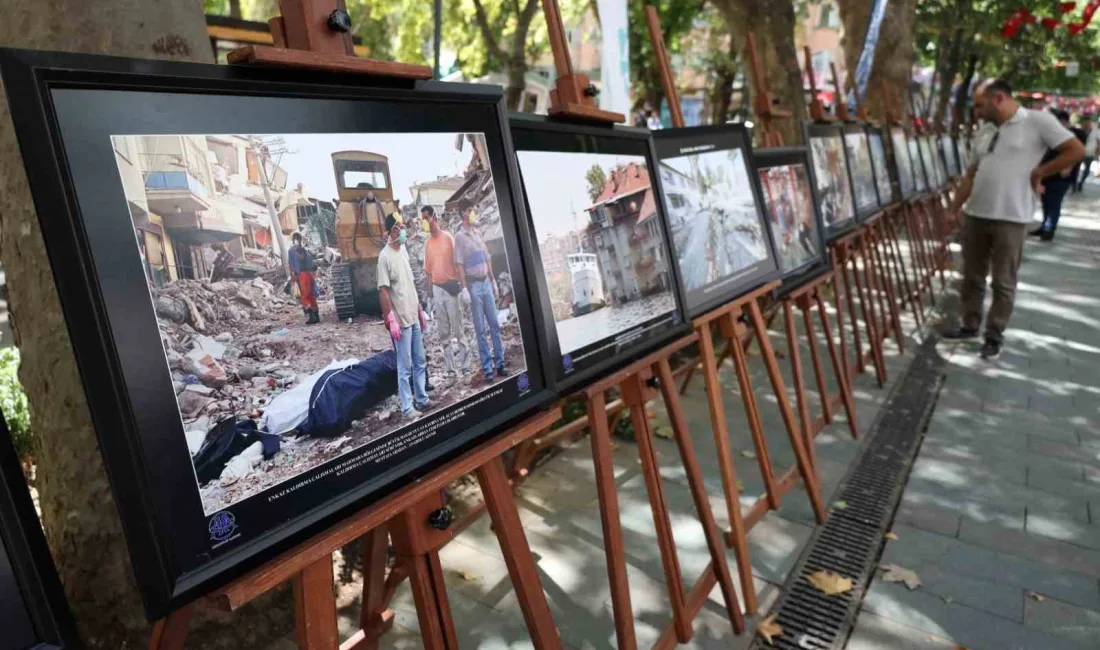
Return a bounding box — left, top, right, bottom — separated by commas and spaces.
260, 358, 360, 435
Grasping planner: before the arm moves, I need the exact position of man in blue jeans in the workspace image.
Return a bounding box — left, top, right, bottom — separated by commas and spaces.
454, 199, 506, 382
377, 212, 430, 419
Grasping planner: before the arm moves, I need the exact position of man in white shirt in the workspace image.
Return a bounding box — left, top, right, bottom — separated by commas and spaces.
1076, 116, 1097, 192
944, 78, 1084, 359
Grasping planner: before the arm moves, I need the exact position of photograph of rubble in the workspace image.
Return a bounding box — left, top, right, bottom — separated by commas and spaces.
110, 131, 530, 515
868, 129, 895, 205
919, 136, 941, 189
805, 126, 857, 236
889, 127, 916, 199
653, 125, 777, 315
908, 137, 928, 192
843, 128, 880, 216
941, 135, 959, 178
755, 149, 825, 280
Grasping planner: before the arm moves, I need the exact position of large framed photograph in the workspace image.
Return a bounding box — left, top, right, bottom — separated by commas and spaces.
889, 126, 917, 200
841, 123, 881, 218
866, 126, 896, 206
1, 413, 80, 650
908, 135, 929, 194
753, 147, 828, 289
0, 49, 552, 617
653, 124, 779, 317
510, 115, 688, 391
919, 135, 942, 189
957, 136, 971, 171
941, 135, 960, 179
804, 123, 858, 239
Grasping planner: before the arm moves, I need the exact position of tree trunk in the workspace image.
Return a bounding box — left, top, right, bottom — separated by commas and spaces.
229, 0, 242, 19
0, 3, 293, 648
838, 0, 919, 121
710, 0, 808, 145
935, 25, 965, 123
954, 53, 979, 125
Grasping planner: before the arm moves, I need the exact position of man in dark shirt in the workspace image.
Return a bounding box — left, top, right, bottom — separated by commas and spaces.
1030, 110, 1085, 242
289, 232, 319, 324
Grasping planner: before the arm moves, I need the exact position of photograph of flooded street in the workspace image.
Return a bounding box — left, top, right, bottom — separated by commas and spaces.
515, 149, 677, 358
111, 131, 527, 514
758, 161, 821, 274
889, 127, 916, 198
658, 147, 770, 293
844, 131, 880, 213
868, 131, 895, 205
809, 133, 856, 230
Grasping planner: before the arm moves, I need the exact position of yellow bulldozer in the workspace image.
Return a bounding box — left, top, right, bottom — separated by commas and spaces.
330, 151, 399, 319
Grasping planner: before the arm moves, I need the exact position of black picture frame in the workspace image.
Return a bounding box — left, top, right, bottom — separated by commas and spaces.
888, 125, 917, 201
752, 147, 830, 293
840, 123, 882, 219
1, 412, 81, 650
908, 134, 930, 195
919, 134, 943, 189
866, 125, 897, 207
509, 114, 690, 393
652, 124, 780, 318
0, 48, 554, 619
803, 122, 859, 240
941, 134, 960, 179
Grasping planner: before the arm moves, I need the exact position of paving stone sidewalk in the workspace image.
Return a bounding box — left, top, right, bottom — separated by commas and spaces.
847, 183, 1100, 650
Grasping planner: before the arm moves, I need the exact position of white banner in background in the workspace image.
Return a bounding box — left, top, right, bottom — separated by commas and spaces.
597, 0, 630, 116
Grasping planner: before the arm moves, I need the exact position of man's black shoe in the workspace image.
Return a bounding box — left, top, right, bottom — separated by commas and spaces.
941, 325, 979, 340
1028, 227, 1046, 237
496, 365, 507, 377
980, 338, 1002, 360
1040, 232, 1055, 242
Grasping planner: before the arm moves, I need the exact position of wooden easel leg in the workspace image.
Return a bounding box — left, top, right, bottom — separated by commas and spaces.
293, 554, 340, 650
816, 290, 859, 438
886, 213, 923, 328
656, 357, 748, 628
782, 300, 817, 471
475, 456, 562, 650
586, 393, 637, 650
746, 301, 826, 523
148, 603, 197, 650
874, 224, 905, 352
344, 527, 392, 650
696, 325, 759, 611
851, 244, 887, 386
724, 313, 780, 510
405, 552, 458, 650
622, 376, 692, 643
839, 257, 865, 375
828, 269, 854, 394
799, 296, 831, 426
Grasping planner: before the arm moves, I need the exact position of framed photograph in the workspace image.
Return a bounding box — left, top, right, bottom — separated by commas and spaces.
0, 48, 553, 618
957, 136, 971, 172
941, 135, 960, 179
889, 126, 917, 200
919, 135, 942, 189
804, 123, 858, 238
753, 147, 829, 289
867, 126, 896, 206
652, 124, 779, 318
841, 124, 881, 218
510, 115, 689, 392
1, 412, 81, 650
908, 135, 929, 193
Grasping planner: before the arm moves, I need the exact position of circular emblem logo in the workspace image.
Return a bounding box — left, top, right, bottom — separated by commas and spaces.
562, 354, 574, 372
517, 373, 529, 392
209, 511, 238, 543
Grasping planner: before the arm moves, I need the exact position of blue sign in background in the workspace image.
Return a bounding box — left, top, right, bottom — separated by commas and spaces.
849, 0, 891, 111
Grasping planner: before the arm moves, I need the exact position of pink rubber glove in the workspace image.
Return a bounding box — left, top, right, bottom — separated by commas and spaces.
385, 310, 401, 342
418, 304, 428, 333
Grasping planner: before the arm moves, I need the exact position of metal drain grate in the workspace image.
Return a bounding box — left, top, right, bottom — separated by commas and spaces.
750, 334, 946, 650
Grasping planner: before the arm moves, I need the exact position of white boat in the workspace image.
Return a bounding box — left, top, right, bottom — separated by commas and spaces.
567, 253, 605, 316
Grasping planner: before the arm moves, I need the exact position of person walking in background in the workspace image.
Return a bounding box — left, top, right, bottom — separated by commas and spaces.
1077, 115, 1098, 192
454, 199, 506, 382
1030, 110, 1084, 242
378, 213, 430, 419
288, 232, 319, 324
210, 241, 235, 282
944, 78, 1084, 360
421, 205, 469, 378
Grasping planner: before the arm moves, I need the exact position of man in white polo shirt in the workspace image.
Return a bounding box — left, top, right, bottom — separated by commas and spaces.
945, 78, 1084, 359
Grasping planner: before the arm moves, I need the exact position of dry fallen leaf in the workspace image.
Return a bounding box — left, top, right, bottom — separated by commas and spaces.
457, 570, 479, 582
942, 595, 954, 605
833, 500, 849, 510
885, 532, 899, 541
1028, 591, 1046, 602
881, 564, 921, 590
737, 480, 745, 492
758, 613, 783, 646
609, 441, 620, 452
740, 449, 757, 459
654, 425, 674, 440
807, 570, 853, 595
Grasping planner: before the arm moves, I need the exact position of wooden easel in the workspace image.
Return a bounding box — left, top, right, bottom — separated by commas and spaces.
152, 3, 561, 649
645, 15, 830, 613
522, 3, 744, 648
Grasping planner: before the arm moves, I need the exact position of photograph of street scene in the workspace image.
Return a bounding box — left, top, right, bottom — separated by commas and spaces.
941, 136, 959, 178
908, 138, 928, 192
919, 137, 941, 188
844, 131, 879, 212
516, 150, 676, 356
758, 163, 821, 274
868, 132, 894, 204
110, 131, 527, 514
658, 147, 770, 292
809, 135, 856, 228
890, 128, 915, 197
